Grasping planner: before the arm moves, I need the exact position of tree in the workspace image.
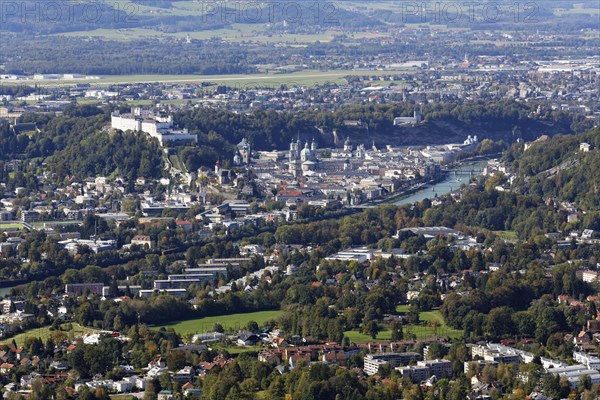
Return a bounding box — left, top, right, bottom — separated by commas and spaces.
589, 301, 598, 320
428, 317, 441, 336
69, 346, 90, 378
108, 276, 119, 298
362, 321, 380, 339
167, 350, 187, 371
143, 379, 159, 400
578, 374, 592, 392
246, 320, 259, 332
390, 320, 403, 341
484, 307, 515, 340
342, 336, 350, 347
30, 379, 52, 400
407, 304, 420, 324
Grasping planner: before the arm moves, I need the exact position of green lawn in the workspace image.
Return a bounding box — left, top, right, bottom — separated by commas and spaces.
344, 308, 462, 344
169, 155, 188, 174
152, 310, 284, 335
395, 305, 410, 313
493, 230, 518, 242
211, 344, 264, 355
344, 328, 392, 343
2, 323, 98, 347
0, 222, 24, 230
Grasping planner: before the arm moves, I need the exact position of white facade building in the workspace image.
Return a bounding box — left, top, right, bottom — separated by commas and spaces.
111, 108, 197, 146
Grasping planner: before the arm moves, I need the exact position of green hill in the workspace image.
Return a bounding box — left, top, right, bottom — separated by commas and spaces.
507, 126, 600, 211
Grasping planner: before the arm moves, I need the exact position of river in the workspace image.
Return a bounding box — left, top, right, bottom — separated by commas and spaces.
0, 286, 15, 297
393, 158, 489, 206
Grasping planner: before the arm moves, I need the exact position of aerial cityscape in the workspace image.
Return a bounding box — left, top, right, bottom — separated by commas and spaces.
0, 1, 599, 399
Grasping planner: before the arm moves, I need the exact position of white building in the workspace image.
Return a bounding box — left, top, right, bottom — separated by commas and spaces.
111, 107, 197, 146
363, 352, 422, 376
582, 270, 599, 283
573, 352, 600, 370
393, 110, 422, 126
396, 365, 431, 382
396, 360, 452, 382
546, 365, 600, 389
580, 142, 592, 152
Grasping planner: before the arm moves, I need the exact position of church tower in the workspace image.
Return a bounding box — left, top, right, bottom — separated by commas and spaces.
344, 137, 352, 152
289, 138, 297, 162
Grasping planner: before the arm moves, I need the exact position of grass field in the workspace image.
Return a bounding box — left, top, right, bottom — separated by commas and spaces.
344, 307, 462, 344
169, 154, 188, 174
212, 344, 264, 355
0, 222, 24, 230
554, 5, 600, 15
58, 23, 344, 44
493, 230, 518, 242
152, 310, 284, 335
2, 323, 98, 347
4, 69, 414, 88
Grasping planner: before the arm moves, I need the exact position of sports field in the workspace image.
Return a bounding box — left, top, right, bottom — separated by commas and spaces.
0, 222, 24, 230
152, 310, 284, 335
343, 308, 462, 344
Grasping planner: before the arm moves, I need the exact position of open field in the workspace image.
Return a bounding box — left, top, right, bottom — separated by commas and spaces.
344, 328, 392, 343
2, 323, 97, 347
3, 69, 414, 88
212, 344, 264, 355
59, 26, 343, 44
31, 220, 83, 229
152, 310, 284, 335
344, 308, 462, 344
554, 4, 600, 15
0, 222, 24, 230
493, 230, 518, 242
169, 154, 188, 174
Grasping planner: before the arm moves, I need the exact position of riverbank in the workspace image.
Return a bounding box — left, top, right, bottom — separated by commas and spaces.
390, 158, 489, 206
379, 174, 448, 205
371, 156, 493, 207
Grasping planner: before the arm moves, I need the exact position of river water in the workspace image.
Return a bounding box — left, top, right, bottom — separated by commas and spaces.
0, 286, 15, 297
393, 158, 489, 206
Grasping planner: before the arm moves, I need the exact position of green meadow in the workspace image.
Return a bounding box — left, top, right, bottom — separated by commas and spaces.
2, 323, 97, 347
152, 310, 284, 335
343, 308, 462, 344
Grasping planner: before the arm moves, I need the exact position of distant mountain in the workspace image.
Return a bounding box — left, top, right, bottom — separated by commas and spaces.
0, 0, 381, 35
4, 0, 596, 35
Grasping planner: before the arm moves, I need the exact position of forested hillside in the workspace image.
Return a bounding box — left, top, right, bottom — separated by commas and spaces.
1, 101, 590, 178
0, 105, 165, 181
47, 130, 165, 180
175, 99, 590, 171
0, 105, 107, 161
507, 127, 600, 210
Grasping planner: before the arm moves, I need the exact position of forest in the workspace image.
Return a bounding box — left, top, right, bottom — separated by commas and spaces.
0, 105, 165, 181
174, 99, 590, 171
506, 127, 600, 211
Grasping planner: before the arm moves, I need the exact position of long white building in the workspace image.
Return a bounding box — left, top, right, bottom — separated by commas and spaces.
111, 107, 197, 145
